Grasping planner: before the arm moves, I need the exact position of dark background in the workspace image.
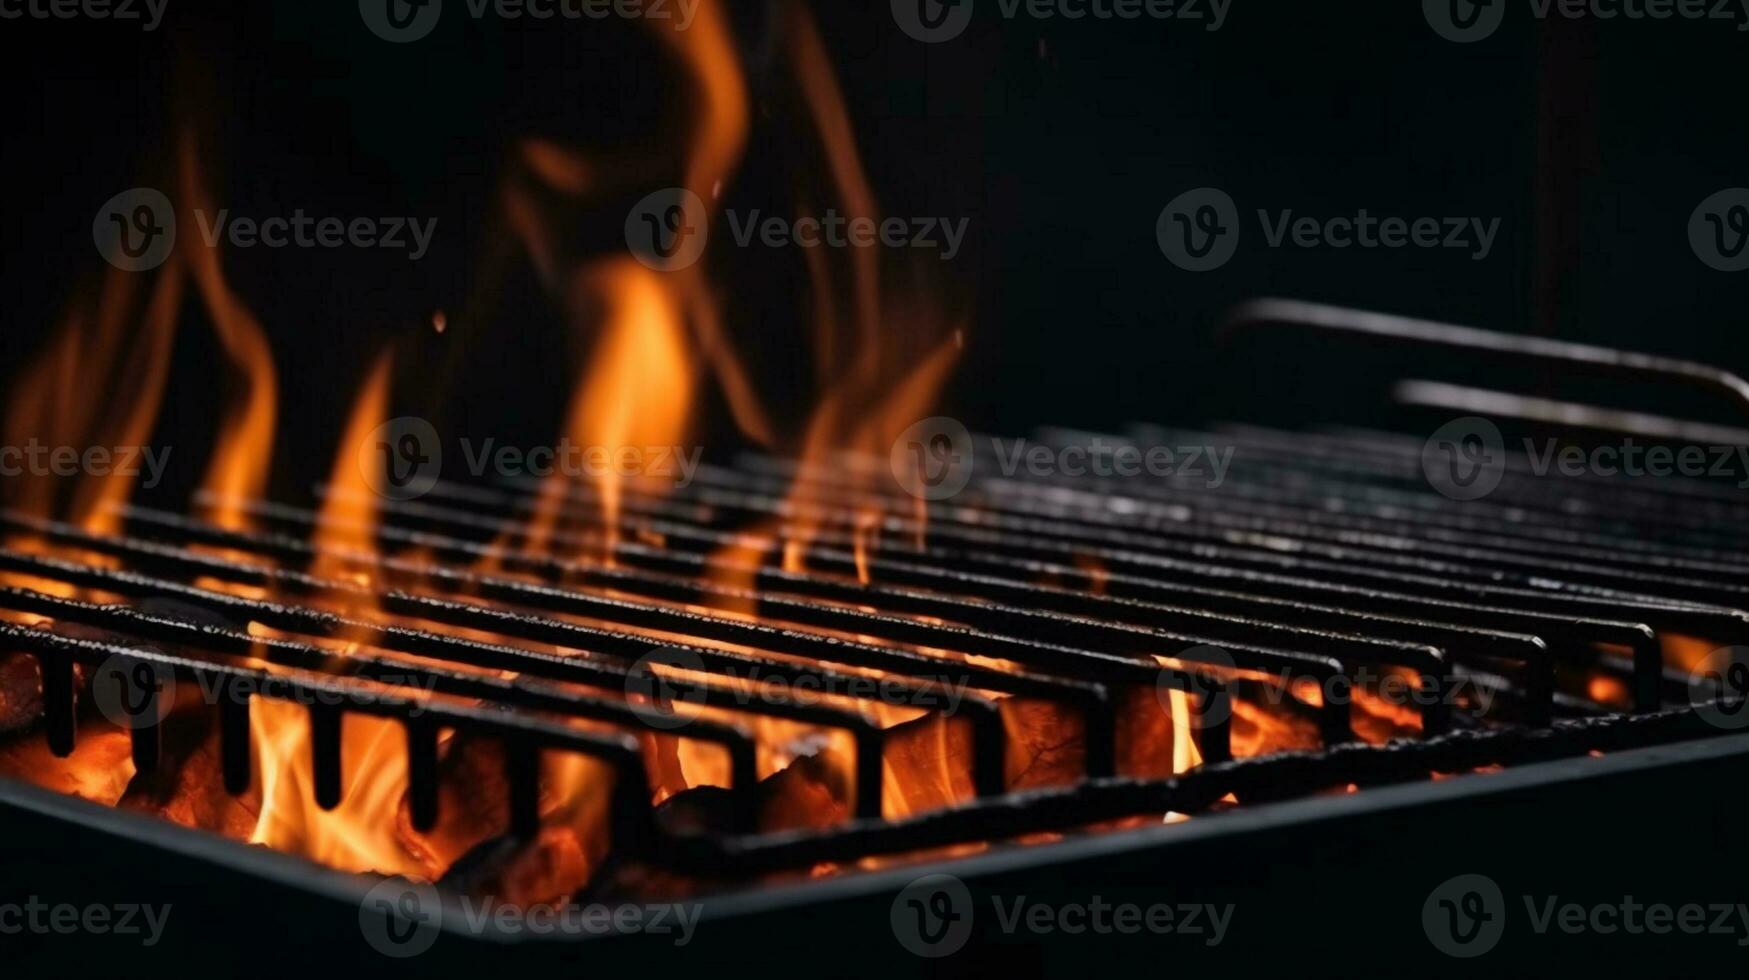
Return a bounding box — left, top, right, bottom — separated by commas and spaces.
1, 0, 1745, 508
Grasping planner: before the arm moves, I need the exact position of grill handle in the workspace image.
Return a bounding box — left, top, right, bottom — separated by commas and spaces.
1221, 298, 1749, 426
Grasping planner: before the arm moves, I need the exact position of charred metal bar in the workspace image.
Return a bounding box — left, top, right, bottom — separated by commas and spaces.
507, 736, 542, 840
310, 704, 344, 811
40, 653, 74, 757
406, 717, 441, 833
0, 532, 337, 634
0, 551, 988, 823
661, 706, 1722, 877
36, 510, 1146, 793
203, 494, 1344, 745
219, 684, 251, 794
0, 587, 762, 811
363, 483, 1565, 728
709, 455, 1749, 611
0, 625, 659, 857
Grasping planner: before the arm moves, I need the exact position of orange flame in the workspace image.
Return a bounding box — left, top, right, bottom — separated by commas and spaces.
523, 261, 695, 561
179, 132, 278, 528
2, 269, 183, 533
769, 7, 965, 580
311, 352, 394, 582
248, 353, 418, 875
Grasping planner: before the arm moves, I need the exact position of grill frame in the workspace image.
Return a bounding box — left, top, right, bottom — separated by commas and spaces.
6, 729, 1747, 973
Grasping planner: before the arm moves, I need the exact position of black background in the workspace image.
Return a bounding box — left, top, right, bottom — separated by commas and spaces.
1, 0, 1746, 508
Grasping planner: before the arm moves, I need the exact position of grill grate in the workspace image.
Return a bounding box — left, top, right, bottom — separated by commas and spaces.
2, 302, 1746, 892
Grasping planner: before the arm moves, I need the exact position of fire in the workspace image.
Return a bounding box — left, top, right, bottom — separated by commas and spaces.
523, 261, 695, 562
1, 268, 182, 534
507, 1, 771, 564
311, 352, 395, 580
715, 6, 965, 589
248, 352, 419, 875
654, 0, 773, 449
179, 132, 278, 530
3, 0, 996, 892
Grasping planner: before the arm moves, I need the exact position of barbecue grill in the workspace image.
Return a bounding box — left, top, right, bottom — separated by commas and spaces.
4, 300, 1748, 975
